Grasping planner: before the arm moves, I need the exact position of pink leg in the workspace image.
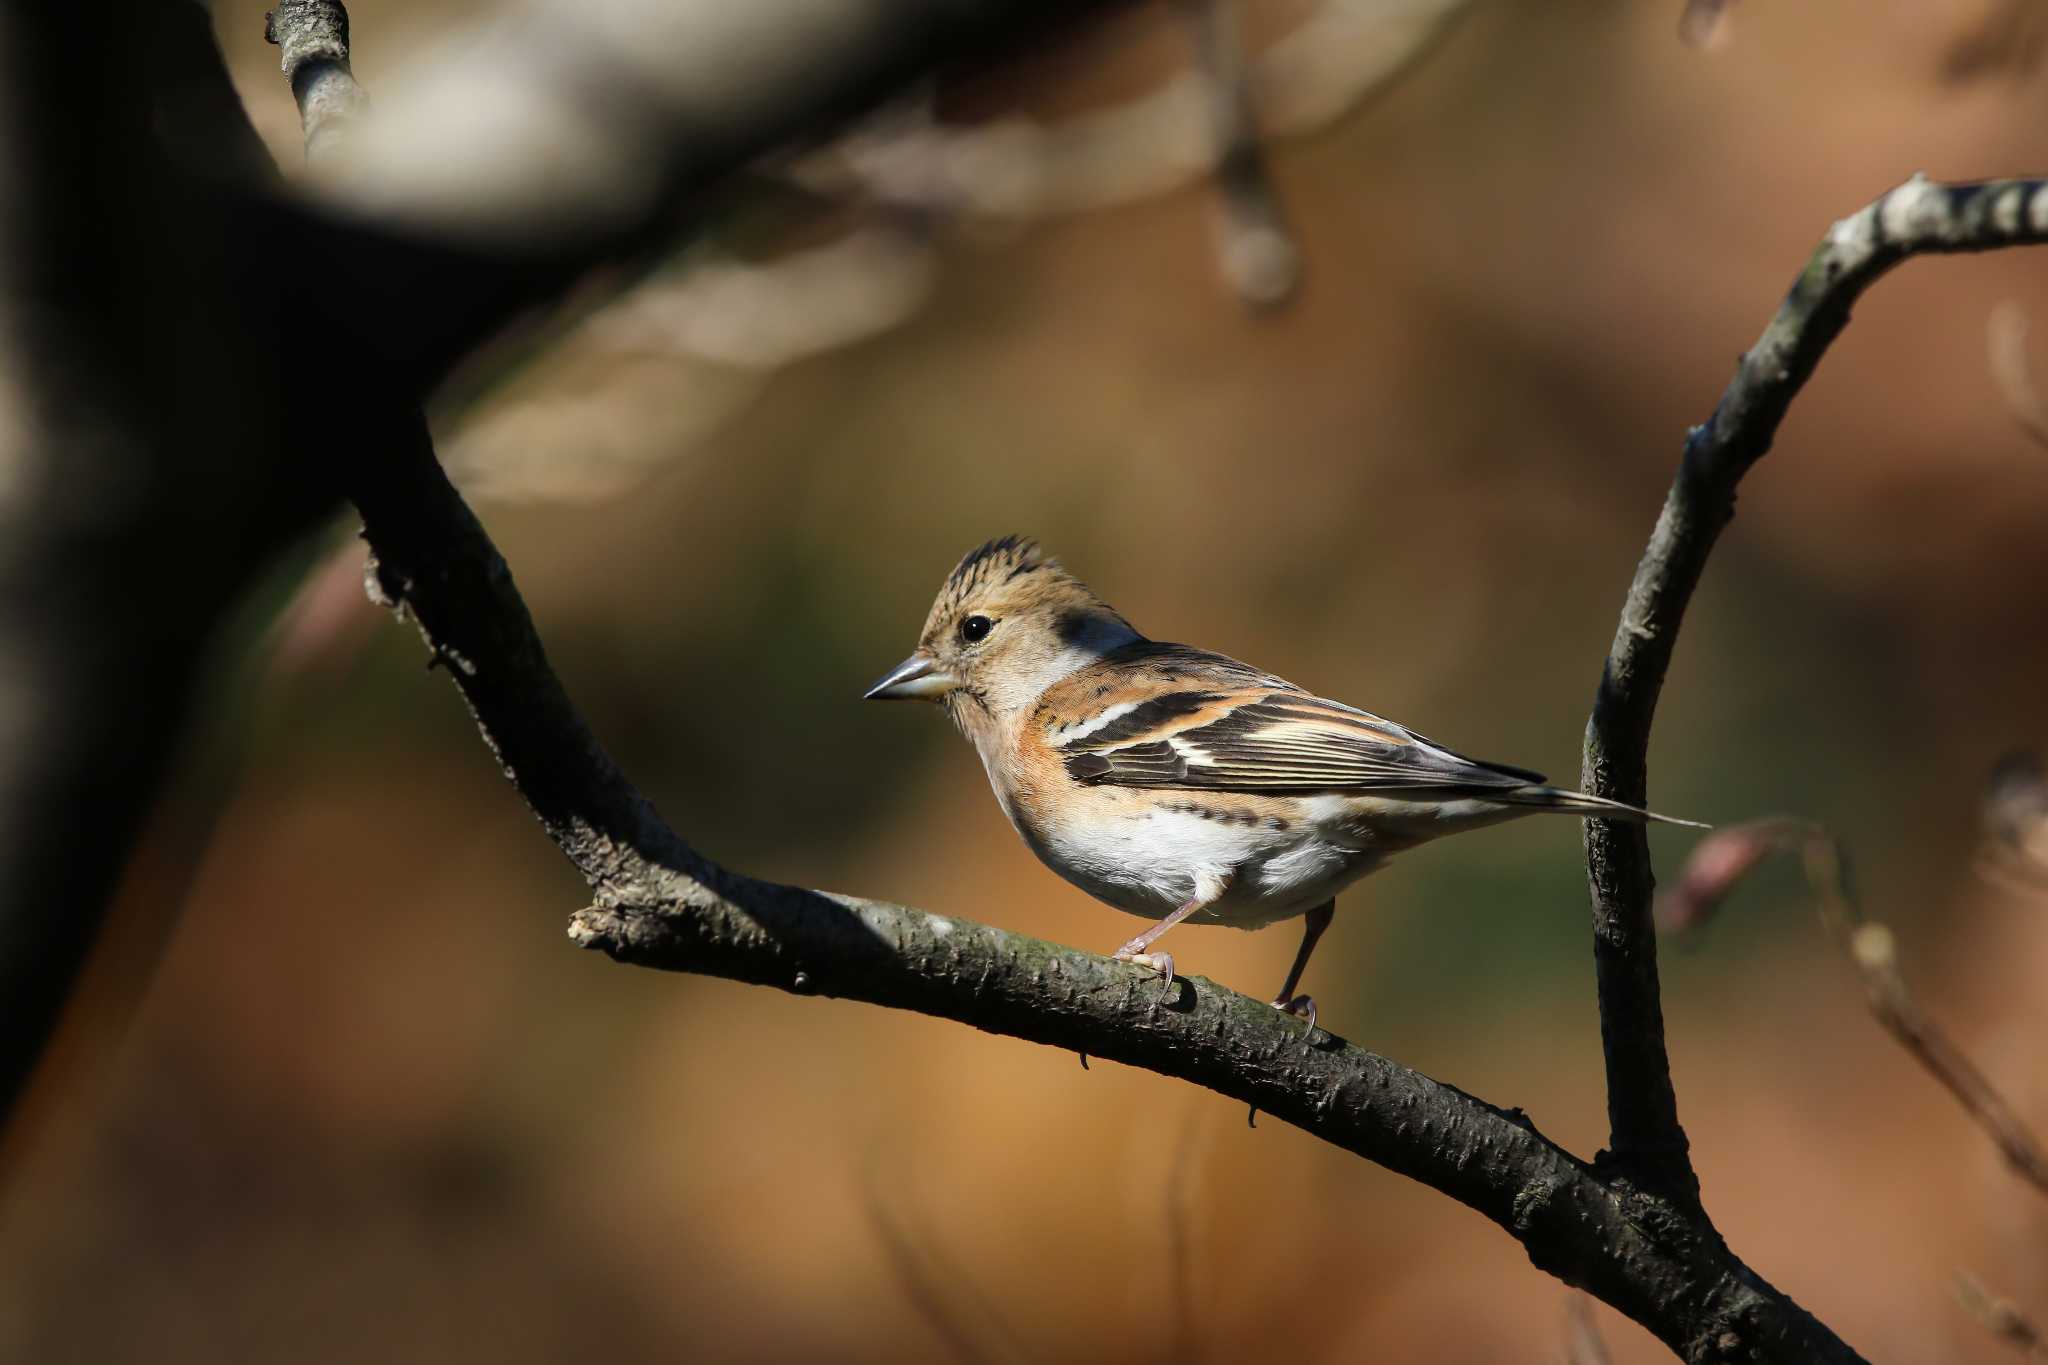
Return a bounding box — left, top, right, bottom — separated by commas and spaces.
1112, 895, 1210, 1000
1247, 900, 1336, 1125
1270, 900, 1333, 1038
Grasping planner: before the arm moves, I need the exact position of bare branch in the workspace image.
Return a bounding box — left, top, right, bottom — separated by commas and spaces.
1172, 0, 1300, 307
1801, 836, 2048, 1198
271, 0, 1474, 394
285, 7, 2048, 1352
802, 0, 1469, 225
238, 0, 1148, 398
1654, 820, 1796, 934
1663, 820, 2048, 1197
1583, 174, 2048, 1196
264, 0, 367, 163
325, 380, 1858, 1359
1845, 922, 2048, 1192
0, 1, 331, 1134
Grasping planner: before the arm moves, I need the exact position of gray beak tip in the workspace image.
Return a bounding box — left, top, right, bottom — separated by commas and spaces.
865, 653, 956, 702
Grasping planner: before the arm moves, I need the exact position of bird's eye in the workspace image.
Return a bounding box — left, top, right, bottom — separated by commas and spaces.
960, 615, 994, 643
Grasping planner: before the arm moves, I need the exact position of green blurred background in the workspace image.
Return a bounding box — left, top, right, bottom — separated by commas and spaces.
5, 1, 2048, 1360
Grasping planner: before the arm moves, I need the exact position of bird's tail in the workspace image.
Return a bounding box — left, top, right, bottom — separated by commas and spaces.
1499, 785, 1711, 830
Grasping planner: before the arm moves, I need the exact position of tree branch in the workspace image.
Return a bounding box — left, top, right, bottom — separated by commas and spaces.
322, 178, 1937, 1365
271, 0, 2048, 1349
1171, 0, 1301, 307
258, 0, 1136, 397
1663, 819, 2048, 1196
0, 0, 330, 1136
265, 0, 367, 163
1582, 173, 2048, 1194
341, 402, 1853, 1363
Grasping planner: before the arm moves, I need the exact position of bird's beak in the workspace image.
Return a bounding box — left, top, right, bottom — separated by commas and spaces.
864, 651, 957, 701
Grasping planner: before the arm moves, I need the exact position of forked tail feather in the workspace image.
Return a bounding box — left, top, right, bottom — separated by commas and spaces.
1501, 785, 1710, 829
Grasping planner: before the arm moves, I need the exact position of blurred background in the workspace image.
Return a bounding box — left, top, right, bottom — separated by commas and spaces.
5, 0, 2048, 1360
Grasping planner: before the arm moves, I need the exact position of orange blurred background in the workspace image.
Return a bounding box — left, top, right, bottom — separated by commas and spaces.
5, 1, 2048, 1360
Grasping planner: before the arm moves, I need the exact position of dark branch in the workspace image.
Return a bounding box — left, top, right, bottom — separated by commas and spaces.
326, 186, 1881, 1365
260, 0, 1138, 397
1582, 174, 2048, 1195
271, 0, 2048, 1348
0, 1, 329, 1130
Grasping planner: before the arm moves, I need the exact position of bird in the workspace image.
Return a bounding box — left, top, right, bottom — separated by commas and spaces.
865, 536, 1703, 1031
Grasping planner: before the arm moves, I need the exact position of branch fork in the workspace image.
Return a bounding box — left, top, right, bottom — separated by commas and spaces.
254, 5, 2048, 1356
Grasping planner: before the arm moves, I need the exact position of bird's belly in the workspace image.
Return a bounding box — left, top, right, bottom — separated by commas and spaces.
1014, 795, 1384, 930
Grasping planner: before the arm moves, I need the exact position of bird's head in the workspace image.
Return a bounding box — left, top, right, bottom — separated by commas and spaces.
865, 537, 1140, 726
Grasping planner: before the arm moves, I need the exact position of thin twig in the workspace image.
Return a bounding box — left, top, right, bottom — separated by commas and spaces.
1826, 915, 2048, 1197
344, 389, 1863, 1362
1661, 820, 2048, 1197
1866, 952, 2048, 1186
1957, 1271, 2048, 1360
795, 0, 1470, 225
0, 1, 333, 1139
264, 0, 367, 163
280, 2, 2048, 1341
1172, 0, 1301, 307
1583, 173, 2048, 1202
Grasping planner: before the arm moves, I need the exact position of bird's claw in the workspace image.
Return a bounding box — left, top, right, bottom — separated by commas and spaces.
1115, 949, 1177, 1001
1273, 993, 1318, 1039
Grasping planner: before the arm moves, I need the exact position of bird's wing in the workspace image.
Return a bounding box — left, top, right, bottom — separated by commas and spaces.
1059, 685, 1546, 795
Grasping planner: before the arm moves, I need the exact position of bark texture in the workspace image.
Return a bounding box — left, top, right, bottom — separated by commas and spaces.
12, 1, 2048, 1357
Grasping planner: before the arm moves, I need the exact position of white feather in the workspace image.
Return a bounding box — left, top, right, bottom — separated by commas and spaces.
1062, 698, 1143, 742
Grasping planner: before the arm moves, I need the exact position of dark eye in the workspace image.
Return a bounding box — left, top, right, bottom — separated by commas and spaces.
960, 615, 994, 643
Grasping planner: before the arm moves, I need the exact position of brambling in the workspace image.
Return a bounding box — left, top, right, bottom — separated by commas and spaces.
866, 537, 1703, 1030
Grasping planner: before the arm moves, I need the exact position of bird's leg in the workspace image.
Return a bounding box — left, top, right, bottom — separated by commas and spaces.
1270, 899, 1334, 1037
1112, 895, 1210, 1000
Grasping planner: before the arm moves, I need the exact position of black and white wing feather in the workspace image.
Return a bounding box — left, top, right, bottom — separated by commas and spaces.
1061, 687, 1546, 796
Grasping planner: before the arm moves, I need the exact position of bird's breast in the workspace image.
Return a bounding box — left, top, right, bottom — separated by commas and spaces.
1000, 780, 1385, 929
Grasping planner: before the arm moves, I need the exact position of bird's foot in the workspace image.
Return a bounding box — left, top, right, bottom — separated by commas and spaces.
1114, 948, 1176, 1001
1271, 993, 1318, 1039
